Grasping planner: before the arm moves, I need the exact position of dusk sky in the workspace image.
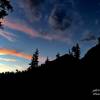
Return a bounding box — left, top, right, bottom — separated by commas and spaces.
0, 0, 100, 72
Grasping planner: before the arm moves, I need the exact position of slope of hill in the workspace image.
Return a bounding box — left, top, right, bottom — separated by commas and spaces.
81, 43, 100, 94
82, 43, 100, 65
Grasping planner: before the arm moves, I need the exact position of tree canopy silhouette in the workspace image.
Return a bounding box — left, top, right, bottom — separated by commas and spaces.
0, 0, 13, 26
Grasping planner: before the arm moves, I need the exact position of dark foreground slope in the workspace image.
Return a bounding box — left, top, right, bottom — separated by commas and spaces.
0, 54, 88, 97
81, 43, 100, 94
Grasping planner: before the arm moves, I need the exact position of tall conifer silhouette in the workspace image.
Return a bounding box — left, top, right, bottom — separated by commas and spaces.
29, 49, 39, 68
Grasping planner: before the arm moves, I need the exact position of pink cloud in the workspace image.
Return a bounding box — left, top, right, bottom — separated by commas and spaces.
4, 20, 39, 37
4, 19, 72, 44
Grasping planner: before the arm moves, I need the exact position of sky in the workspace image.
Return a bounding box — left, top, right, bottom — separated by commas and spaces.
0, 0, 100, 72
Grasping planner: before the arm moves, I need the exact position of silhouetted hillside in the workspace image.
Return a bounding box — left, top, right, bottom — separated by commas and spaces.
81, 43, 100, 94
82, 43, 100, 65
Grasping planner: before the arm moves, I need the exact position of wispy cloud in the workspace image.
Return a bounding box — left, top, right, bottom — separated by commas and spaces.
0, 30, 16, 41
49, 3, 72, 31
4, 19, 72, 43
4, 20, 39, 37
0, 48, 32, 60
3, 0, 80, 44
39, 31, 73, 44
0, 57, 16, 62
0, 48, 46, 64
81, 31, 96, 42
0, 19, 16, 42
18, 0, 45, 21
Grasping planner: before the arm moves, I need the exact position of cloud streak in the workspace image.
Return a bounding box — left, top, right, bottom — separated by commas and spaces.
4, 20, 39, 37
19, 0, 45, 21
0, 30, 16, 41
0, 57, 16, 62
49, 3, 72, 30
0, 48, 32, 60
39, 31, 73, 44
4, 19, 72, 43
81, 31, 96, 42
0, 48, 46, 64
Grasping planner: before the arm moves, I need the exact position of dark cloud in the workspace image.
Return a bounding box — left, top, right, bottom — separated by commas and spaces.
19, 0, 81, 31
29, 0, 45, 6
48, 0, 77, 31
49, 4, 72, 30
19, 0, 45, 21
81, 32, 96, 42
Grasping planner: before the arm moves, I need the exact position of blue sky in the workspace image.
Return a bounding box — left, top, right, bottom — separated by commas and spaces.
0, 0, 100, 72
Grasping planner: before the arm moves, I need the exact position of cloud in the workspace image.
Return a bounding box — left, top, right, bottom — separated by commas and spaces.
4, 19, 72, 43
19, 0, 76, 27
17, 0, 81, 32
0, 48, 46, 64
0, 57, 16, 62
4, 20, 39, 37
0, 30, 16, 41
19, 0, 45, 21
3, 0, 76, 43
48, 0, 83, 31
0, 19, 16, 42
81, 31, 96, 42
39, 31, 73, 44
0, 48, 32, 60
49, 4, 72, 30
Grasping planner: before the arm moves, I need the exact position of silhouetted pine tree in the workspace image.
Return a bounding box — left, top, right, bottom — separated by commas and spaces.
29, 49, 39, 68
72, 43, 80, 59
